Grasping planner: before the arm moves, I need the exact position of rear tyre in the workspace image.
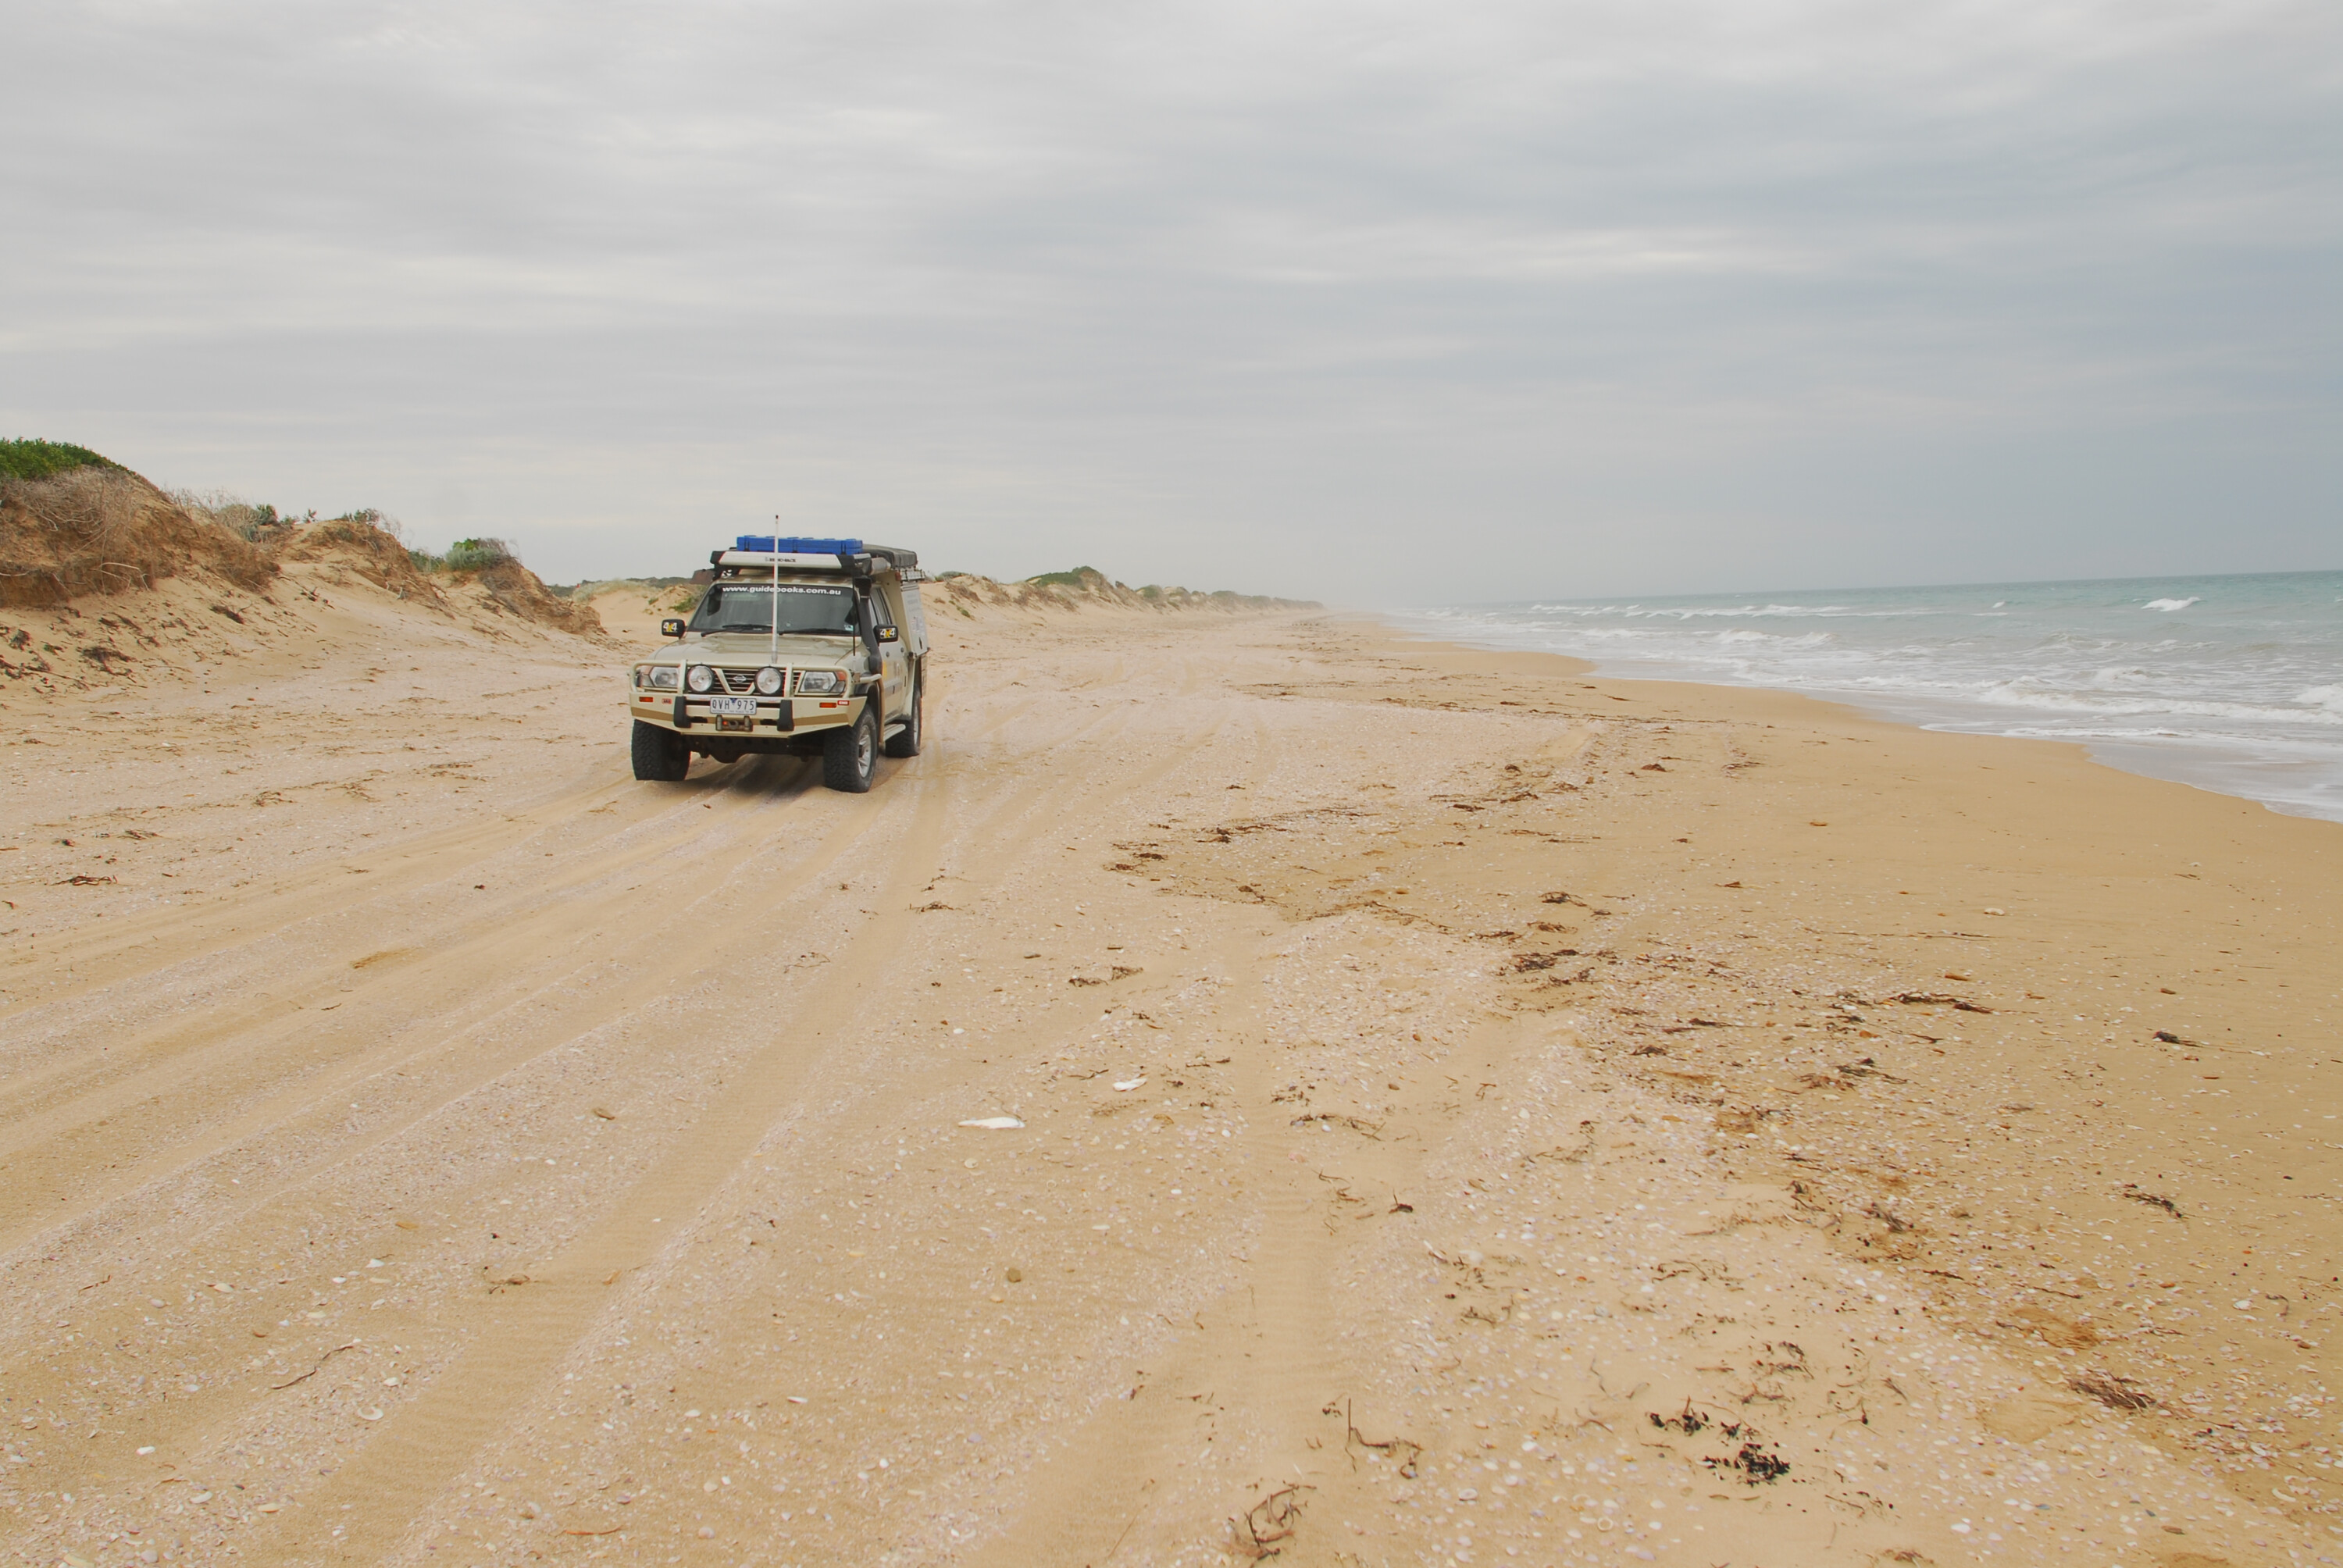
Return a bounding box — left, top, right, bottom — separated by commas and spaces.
822, 703, 879, 793
630, 720, 690, 782
883, 670, 923, 758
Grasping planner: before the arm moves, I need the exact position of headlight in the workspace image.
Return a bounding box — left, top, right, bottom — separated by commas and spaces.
794, 668, 844, 696
754, 665, 784, 696
638, 665, 679, 690
686, 665, 715, 693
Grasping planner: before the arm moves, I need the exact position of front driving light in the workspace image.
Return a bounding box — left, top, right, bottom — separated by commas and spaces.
794, 668, 844, 696
686, 664, 715, 693
754, 665, 785, 696
638, 665, 679, 690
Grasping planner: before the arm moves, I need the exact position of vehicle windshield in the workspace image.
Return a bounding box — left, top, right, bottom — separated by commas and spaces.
687, 583, 858, 636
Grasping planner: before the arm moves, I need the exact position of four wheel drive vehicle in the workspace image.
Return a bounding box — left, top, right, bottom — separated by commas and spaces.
626, 536, 929, 791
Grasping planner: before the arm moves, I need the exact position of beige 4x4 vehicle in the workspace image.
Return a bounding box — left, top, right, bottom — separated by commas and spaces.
626, 537, 929, 791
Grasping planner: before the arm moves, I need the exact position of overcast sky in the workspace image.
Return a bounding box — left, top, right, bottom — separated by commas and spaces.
5, 0, 2336, 602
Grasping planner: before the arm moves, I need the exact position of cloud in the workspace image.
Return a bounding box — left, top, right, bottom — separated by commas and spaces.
4, 0, 2336, 599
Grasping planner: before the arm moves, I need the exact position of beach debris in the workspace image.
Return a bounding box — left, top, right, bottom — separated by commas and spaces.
958, 1116, 1025, 1130
1892, 991, 1992, 1013
1649, 1399, 1724, 1436
590, 1106, 618, 1119
1336, 1399, 1421, 1475
271, 1340, 362, 1390
2120, 1185, 2183, 1218
2069, 1371, 2157, 1411
1005, 1267, 1022, 1282
1982, 906, 2006, 915
1112, 1077, 1146, 1092
1707, 1441, 1790, 1484
1232, 1483, 1312, 1559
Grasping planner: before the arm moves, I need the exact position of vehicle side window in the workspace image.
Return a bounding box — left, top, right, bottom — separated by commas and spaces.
873, 580, 917, 648
900, 583, 929, 655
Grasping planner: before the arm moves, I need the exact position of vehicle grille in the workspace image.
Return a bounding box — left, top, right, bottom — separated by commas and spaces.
721, 668, 757, 693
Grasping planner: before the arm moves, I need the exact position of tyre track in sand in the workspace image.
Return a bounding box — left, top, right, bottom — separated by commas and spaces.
0, 668, 1251, 1567
247, 683, 1251, 1564
0, 764, 904, 1246
238, 750, 962, 1566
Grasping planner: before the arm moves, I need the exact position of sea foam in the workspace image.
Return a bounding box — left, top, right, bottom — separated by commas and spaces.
1393, 571, 2343, 823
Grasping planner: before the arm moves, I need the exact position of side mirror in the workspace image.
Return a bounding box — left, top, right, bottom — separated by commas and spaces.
876, 623, 900, 643
660, 618, 686, 639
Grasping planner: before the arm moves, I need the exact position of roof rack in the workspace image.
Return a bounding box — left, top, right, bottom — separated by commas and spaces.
711, 537, 920, 574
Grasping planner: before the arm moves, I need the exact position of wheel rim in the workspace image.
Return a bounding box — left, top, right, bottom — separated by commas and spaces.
858, 718, 875, 772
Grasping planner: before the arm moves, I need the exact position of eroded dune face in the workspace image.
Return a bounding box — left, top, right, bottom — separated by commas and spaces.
0, 467, 276, 610
0, 579, 2332, 1567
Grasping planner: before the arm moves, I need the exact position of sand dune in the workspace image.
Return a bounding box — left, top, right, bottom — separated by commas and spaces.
1, 557, 2335, 1566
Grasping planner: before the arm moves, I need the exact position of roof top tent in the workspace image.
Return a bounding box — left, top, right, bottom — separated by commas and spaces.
708, 536, 928, 656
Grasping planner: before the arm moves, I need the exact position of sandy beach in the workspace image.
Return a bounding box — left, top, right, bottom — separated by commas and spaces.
2, 545, 2338, 1568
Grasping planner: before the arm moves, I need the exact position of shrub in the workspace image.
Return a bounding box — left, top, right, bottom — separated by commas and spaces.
1025, 567, 1101, 589
169, 494, 287, 540
445, 537, 512, 571
333, 507, 398, 537
0, 440, 118, 483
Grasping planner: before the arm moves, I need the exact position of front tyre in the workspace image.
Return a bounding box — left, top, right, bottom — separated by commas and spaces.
630, 720, 690, 782
883, 670, 923, 758
822, 702, 879, 793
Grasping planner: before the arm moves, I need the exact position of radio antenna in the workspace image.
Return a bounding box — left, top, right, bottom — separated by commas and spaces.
770, 513, 781, 668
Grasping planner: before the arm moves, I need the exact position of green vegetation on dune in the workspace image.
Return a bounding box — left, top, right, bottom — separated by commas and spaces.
1024, 567, 1102, 589
408, 536, 512, 573
0, 440, 121, 483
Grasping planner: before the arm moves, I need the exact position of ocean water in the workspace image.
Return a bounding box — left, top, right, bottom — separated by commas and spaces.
1389, 571, 2343, 824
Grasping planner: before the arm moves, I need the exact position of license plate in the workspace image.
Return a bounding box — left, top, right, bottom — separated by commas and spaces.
709, 695, 755, 716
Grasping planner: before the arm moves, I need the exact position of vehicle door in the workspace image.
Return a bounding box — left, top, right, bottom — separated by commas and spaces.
871, 578, 911, 720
